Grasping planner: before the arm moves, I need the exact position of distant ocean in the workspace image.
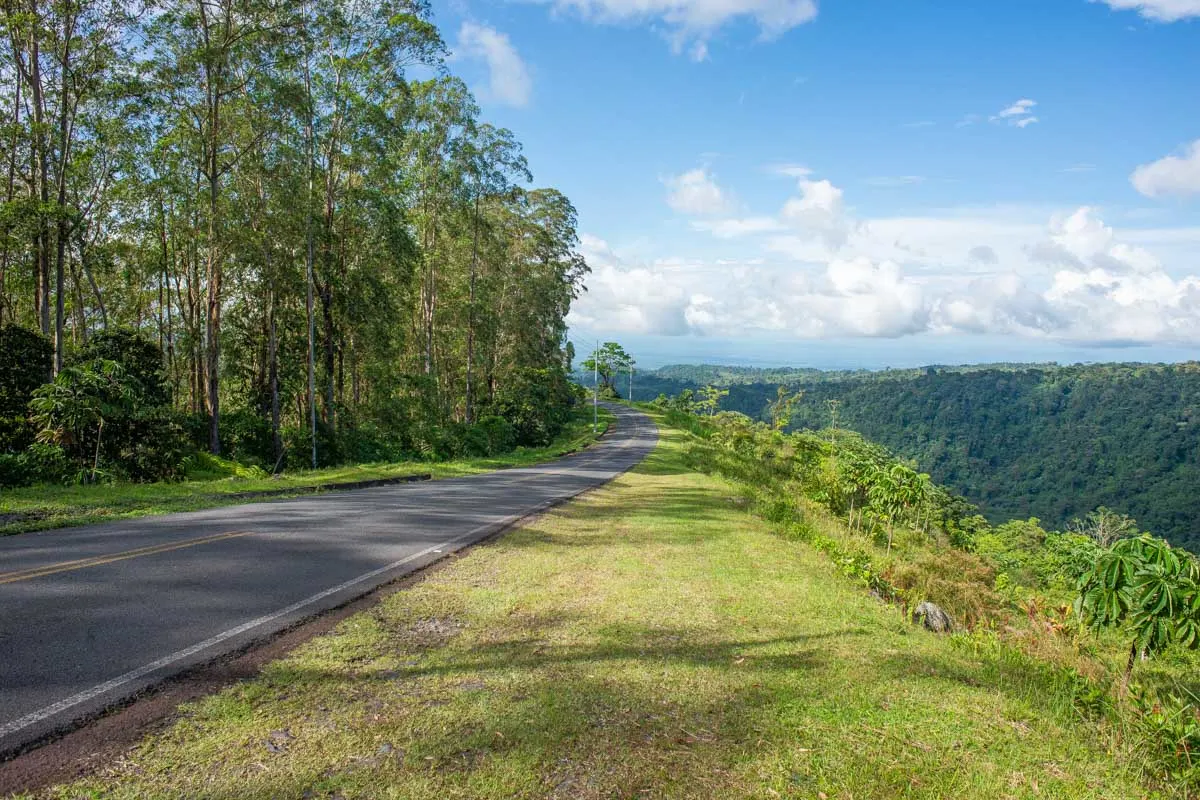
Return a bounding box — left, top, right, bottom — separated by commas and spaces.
567, 332, 1200, 371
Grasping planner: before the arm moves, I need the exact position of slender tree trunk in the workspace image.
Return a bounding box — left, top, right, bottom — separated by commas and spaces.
29, 17, 50, 336
303, 14, 317, 468
0, 63, 19, 327
1121, 642, 1138, 696
158, 197, 173, 369
465, 192, 481, 424
268, 288, 280, 467
319, 278, 334, 428
205, 157, 221, 454
52, 6, 76, 374
202, 12, 223, 455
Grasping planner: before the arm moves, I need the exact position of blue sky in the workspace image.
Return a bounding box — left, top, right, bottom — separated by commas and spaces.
440, 0, 1200, 369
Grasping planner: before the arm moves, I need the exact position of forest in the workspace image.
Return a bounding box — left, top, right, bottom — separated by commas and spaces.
0, 0, 587, 486
643, 363, 1200, 552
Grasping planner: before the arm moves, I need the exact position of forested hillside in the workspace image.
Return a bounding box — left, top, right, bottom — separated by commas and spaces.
683, 364, 1200, 552
0, 1, 586, 484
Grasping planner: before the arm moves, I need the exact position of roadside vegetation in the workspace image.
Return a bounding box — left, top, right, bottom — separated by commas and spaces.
0, 1, 589, 506
651, 393, 1200, 796
27, 412, 1181, 799
0, 408, 611, 537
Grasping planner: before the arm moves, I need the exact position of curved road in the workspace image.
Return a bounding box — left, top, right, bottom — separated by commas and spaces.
0, 404, 656, 755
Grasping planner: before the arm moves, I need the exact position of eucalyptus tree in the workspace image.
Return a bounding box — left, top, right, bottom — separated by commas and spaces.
405, 77, 474, 391
458, 123, 527, 423
147, 0, 299, 453
302, 0, 441, 432
0, 0, 131, 365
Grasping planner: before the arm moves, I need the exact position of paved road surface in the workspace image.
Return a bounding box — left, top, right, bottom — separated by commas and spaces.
0, 404, 655, 755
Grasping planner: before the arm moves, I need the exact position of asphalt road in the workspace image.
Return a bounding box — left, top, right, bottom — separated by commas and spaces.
0, 404, 656, 756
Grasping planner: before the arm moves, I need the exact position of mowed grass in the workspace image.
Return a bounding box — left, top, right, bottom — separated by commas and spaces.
34, 423, 1146, 799
0, 410, 611, 537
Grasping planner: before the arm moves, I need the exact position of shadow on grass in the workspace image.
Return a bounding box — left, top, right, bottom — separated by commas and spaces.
876, 650, 1092, 724
259, 626, 860, 692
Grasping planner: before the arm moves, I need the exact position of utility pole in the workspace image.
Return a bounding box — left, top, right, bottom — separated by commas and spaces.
592, 339, 598, 434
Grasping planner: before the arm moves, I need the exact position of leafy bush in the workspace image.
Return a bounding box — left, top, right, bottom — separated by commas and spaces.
475, 415, 517, 455
29, 358, 190, 483
0, 442, 74, 487
219, 408, 274, 466
493, 367, 574, 447
1075, 534, 1200, 689
0, 325, 52, 452
339, 422, 409, 464
69, 328, 169, 406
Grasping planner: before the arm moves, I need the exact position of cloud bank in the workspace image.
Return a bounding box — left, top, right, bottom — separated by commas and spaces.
570, 172, 1200, 346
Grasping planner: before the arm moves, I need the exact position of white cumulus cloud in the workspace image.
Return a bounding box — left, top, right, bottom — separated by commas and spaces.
454, 22, 532, 108
1096, 0, 1200, 21
576, 180, 1200, 347
1131, 139, 1200, 197
663, 168, 733, 216
780, 179, 851, 247
547, 0, 818, 57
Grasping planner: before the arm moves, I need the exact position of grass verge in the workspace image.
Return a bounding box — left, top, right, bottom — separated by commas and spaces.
0, 409, 612, 537
29, 416, 1144, 799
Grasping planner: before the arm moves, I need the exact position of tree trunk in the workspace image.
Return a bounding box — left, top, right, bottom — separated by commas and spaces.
1120, 641, 1138, 696
320, 279, 335, 430
268, 288, 280, 468
53, 5, 77, 374
29, 17, 50, 336
0, 59, 19, 327
465, 192, 481, 423
202, 6, 223, 455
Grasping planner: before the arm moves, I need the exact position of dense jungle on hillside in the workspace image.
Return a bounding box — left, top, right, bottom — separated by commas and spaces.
630, 362, 1200, 553
0, 0, 587, 487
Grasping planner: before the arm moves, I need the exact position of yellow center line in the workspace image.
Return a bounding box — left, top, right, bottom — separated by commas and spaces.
0, 531, 254, 586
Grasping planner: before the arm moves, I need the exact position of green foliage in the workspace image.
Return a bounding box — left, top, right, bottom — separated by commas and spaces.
69, 329, 170, 407
1128, 688, 1200, 790
645, 363, 1200, 552
474, 415, 517, 455
1075, 535, 1200, 685
0, 325, 52, 453
693, 385, 729, 416
218, 409, 274, 466
28, 358, 189, 484
581, 342, 633, 394
493, 367, 575, 447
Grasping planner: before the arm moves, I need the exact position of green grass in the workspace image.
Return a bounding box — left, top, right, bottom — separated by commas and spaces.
0, 409, 612, 537
31, 416, 1151, 799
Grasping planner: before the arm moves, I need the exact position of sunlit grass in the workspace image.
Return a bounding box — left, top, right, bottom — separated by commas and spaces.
33, 419, 1144, 799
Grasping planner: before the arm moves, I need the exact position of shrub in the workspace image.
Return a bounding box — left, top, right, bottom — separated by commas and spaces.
474, 415, 516, 455
69, 328, 169, 406
0, 325, 52, 452
219, 408, 274, 466
29, 358, 190, 483
493, 367, 574, 447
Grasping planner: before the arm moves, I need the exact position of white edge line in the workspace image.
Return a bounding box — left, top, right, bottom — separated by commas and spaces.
0, 408, 655, 742
0, 513, 524, 740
